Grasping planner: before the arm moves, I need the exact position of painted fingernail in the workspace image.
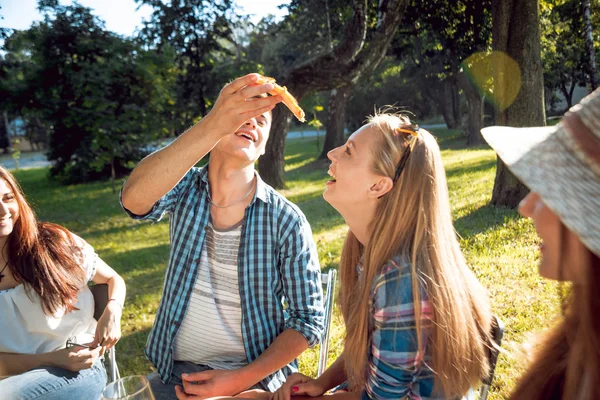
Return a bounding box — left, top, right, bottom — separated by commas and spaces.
292, 386, 299, 392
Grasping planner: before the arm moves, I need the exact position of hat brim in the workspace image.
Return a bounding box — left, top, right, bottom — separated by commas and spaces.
482, 125, 600, 258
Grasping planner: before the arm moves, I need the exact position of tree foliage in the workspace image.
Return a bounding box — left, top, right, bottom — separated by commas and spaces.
1, 1, 176, 184
541, 1, 591, 111
137, 0, 258, 131
252, 0, 410, 188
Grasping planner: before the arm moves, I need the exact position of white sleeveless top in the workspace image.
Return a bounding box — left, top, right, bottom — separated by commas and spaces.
0, 240, 98, 354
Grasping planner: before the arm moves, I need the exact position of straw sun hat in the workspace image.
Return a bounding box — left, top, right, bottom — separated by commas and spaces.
481, 88, 600, 258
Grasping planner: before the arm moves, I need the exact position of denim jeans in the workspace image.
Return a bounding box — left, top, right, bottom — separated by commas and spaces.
147, 361, 265, 400
147, 361, 212, 400
0, 358, 107, 400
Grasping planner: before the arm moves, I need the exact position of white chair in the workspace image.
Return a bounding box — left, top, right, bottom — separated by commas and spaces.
317, 269, 337, 377
90, 283, 121, 384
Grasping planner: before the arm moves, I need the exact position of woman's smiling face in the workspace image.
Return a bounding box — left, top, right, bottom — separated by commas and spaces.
0, 179, 19, 239
324, 124, 384, 215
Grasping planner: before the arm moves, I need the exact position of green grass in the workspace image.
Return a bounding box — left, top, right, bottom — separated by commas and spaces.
14, 129, 560, 399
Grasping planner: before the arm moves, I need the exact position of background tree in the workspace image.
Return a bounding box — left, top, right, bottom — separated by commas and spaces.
257, 0, 410, 188
582, 0, 599, 90
245, 0, 357, 161
137, 0, 251, 133
1, 1, 176, 184
345, 57, 435, 131
490, 0, 546, 207
541, 1, 592, 111
402, 0, 493, 145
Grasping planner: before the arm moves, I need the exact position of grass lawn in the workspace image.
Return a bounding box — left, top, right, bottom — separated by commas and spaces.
14, 128, 560, 399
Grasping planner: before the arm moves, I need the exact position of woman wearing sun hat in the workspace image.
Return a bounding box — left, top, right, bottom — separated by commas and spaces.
482, 88, 600, 400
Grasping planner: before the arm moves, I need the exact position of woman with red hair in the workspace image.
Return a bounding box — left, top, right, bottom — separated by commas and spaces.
0, 166, 126, 400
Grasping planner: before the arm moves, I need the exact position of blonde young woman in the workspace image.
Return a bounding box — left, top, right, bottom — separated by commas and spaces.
482, 88, 600, 400
269, 113, 492, 400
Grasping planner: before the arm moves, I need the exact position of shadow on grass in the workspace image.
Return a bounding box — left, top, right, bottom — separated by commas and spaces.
284, 153, 308, 166
445, 157, 496, 178
102, 242, 169, 272
286, 158, 330, 179
429, 128, 491, 152
118, 327, 155, 376
454, 204, 521, 238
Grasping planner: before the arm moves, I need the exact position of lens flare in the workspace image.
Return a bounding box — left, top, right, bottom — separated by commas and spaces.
461, 51, 521, 112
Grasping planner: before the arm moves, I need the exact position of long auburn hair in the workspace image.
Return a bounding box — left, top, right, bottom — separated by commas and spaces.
0, 167, 87, 315
510, 226, 600, 400
339, 113, 492, 397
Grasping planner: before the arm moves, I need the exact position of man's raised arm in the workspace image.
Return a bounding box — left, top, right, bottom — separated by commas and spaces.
121, 74, 280, 215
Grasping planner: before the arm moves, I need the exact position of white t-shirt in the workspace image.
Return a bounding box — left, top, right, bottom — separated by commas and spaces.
0, 238, 98, 354
172, 221, 247, 369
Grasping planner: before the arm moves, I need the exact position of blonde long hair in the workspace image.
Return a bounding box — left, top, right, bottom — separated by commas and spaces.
339, 113, 492, 397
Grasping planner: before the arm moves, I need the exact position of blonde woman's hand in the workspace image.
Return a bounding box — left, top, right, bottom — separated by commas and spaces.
49, 345, 103, 372
271, 373, 326, 400
91, 301, 122, 349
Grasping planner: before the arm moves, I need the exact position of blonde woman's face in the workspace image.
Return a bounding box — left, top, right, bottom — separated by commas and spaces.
324, 125, 385, 216
519, 192, 587, 283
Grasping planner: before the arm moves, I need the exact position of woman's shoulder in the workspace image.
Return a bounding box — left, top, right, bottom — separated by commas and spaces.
373, 255, 427, 304
376, 255, 412, 284
372, 256, 415, 303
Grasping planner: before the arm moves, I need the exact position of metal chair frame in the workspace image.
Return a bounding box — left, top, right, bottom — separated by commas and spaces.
317, 269, 338, 377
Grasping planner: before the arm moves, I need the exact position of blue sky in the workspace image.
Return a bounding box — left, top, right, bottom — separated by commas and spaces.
0, 0, 290, 36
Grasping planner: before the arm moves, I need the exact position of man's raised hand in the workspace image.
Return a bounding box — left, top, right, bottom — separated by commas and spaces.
203, 73, 282, 138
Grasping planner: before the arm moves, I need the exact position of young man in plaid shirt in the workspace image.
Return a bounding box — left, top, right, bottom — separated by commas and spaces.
121, 74, 324, 400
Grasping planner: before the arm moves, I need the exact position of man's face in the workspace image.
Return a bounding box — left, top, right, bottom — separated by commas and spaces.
213, 111, 272, 163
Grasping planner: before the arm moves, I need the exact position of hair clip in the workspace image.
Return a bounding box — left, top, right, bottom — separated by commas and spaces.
394, 126, 419, 138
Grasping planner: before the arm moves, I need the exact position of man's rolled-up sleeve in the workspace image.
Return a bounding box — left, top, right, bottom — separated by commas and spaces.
119, 168, 199, 222
278, 214, 324, 347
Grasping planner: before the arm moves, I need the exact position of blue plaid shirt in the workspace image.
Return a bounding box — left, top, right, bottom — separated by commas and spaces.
362, 256, 438, 400
121, 166, 324, 391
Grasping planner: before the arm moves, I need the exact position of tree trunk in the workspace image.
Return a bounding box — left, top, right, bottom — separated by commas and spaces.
491, 0, 546, 208
111, 159, 117, 194
414, 35, 461, 130
567, 82, 576, 109
458, 72, 485, 146
583, 0, 599, 91
2, 111, 12, 152
258, 106, 291, 188
451, 79, 461, 128
438, 80, 461, 129
319, 85, 352, 159
259, 0, 410, 188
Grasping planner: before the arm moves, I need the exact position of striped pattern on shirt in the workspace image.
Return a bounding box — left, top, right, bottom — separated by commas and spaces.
173, 221, 247, 369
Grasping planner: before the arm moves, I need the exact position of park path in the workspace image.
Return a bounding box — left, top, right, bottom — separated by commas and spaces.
0, 123, 447, 171
0, 152, 52, 171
